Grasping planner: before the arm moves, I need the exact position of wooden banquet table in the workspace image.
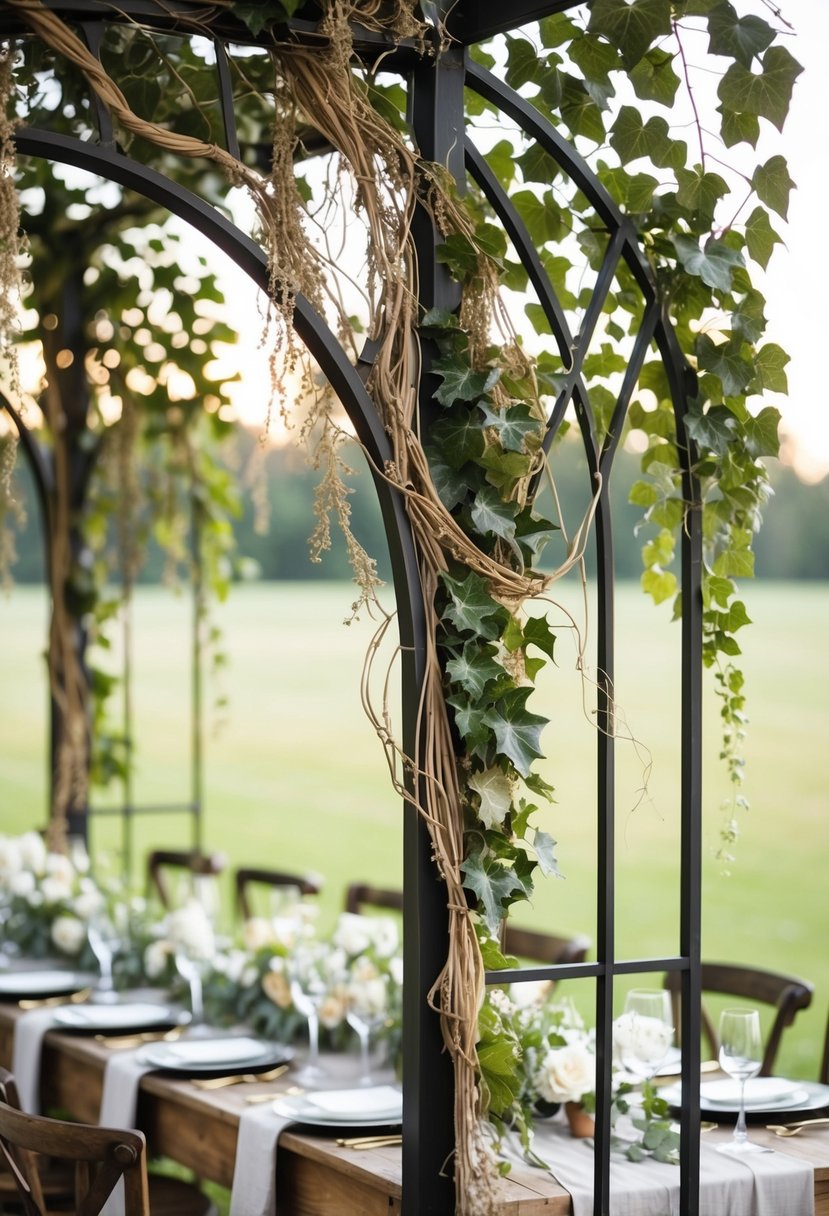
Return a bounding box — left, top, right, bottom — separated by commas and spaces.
2, 1001, 829, 1215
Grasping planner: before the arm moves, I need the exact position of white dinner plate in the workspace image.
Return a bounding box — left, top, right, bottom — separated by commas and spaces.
272, 1087, 402, 1127
701, 1077, 803, 1107
53, 1002, 183, 1031
660, 1078, 829, 1118
136, 1036, 292, 1073
0, 969, 91, 998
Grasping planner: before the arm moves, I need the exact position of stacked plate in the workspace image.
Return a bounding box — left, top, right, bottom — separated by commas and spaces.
137, 1035, 292, 1073
0, 969, 91, 999
53, 1003, 183, 1032
272, 1085, 403, 1128
660, 1074, 829, 1117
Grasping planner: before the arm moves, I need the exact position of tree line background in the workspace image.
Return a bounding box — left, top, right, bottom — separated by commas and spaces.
9, 426, 828, 585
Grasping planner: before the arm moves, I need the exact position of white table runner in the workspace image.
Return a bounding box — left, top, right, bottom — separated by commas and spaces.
11, 1008, 57, 1113
521, 1118, 815, 1216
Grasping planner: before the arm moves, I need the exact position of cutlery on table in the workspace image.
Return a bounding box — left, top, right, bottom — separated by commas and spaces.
19, 988, 92, 1010
766, 1117, 829, 1136
335, 1135, 402, 1149
95, 1026, 186, 1049
192, 1064, 289, 1090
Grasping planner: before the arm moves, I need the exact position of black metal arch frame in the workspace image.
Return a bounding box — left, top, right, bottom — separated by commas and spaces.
1, 9, 705, 1214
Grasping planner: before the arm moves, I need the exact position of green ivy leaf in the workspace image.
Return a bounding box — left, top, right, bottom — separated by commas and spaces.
522, 615, 558, 662
483, 687, 547, 777
478, 447, 533, 492
447, 694, 492, 756
433, 353, 500, 407
469, 767, 514, 829
673, 234, 743, 291
505, 37, 542, 90
435, 233, 480, 279
431, 410, 487, 470
462, 850, 528, 935
751, 155, 796, 220
440, 569, 506, 639
424, 444, 476, 511
707, 3, 774, 67
629, 47, 681, 106
470, 487, 519, 544
751, 343, 789, 393
686, 402, 739, 455
514, 508, 558, 566
480, 402, 541, 454
641, 567, 677, 604
675, 166, 729, 220
744, 205, 782, 269
719, 106, 760, 148
533, 828, 561, 878
696, 335, 753, 398
743, 406, 780, 458
588, 0, 672, 69
445, 642, 506, 700
610, 106, 680, 166
717, 46, 803, 133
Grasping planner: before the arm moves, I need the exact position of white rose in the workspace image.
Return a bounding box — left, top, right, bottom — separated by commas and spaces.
510, 979, 553, 1009
270, 916, 302, 951
242, 917, 274, 951
368, 917, 399, 958
323, 947, 347, 978
26, 890, 44, 908
45, 853, 75, 884
318, 992, 347, 1030
389, 956, 404, 987
333, 913, 372, 957
40, 875, 73, 905
73, 890, 104, 921
613, 1011, 674, 1069
352, 956, 379, 983
0, 837, 22, 880
166, 901, 215, 961
9, 870, 35, 898
51, 914, 86, 956
350, 977, 387, 1016
144, 939, 173, 979
17, 832, 47, 874
240, 965, 260, 989
536, 1043, 595, 1104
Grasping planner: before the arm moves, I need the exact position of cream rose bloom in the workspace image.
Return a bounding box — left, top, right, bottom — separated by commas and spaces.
242, 917, 274, 951
9, 870, 35, 898
166, 901, 215, 962
51, 914, 86, 956
0, 837, 22, 880
262, 970, 292, 1009
318, 991, 347, 1030
333, 913, 372, 956
40, 875, 73, 904
144, 939, 173, 979
17, 831, 47, 874
535, 1043, 595, 1104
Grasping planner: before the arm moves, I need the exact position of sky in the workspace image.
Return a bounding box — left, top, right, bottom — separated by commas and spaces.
209, 1, 829, 483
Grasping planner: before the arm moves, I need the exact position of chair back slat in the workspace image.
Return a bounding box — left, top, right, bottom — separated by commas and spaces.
235, 868, 322, 920
664, 962, 813, 1075
146, 849, 226, 910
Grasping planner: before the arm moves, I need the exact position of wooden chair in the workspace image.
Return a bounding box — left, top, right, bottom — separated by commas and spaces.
344, 882, 403, 916
820, 1009, 829, 1086
664, 962, 814, 1076
0, 1068, 215, 1216
145, 849, 226, 911
502, 924, 591, 968
234, 867, 323, 920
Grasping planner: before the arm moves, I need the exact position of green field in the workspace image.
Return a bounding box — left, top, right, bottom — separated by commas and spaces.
1, 580, 827, 1079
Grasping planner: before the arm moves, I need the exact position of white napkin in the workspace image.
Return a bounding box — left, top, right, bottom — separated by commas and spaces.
159, 1036, 264, 1065
11, 1009, 57, 1113
229, 1104, 295, 1216
304, 1085, 402, 1117
519, 1119, 814, 1216
98, 1049, 158, 1216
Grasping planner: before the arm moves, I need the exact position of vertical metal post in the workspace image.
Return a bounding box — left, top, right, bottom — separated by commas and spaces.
677, 363, 703, 1215
592, 470, 615, 1216
121, 589, 134, 880
404, 29, 466, 1215
191, 499, 204, 853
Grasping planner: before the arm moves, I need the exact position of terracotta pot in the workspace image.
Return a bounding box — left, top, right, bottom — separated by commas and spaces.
565, 1100, 595, 1138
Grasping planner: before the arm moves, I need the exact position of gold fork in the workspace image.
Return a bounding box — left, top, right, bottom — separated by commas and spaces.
336, 1135, 402, 1150
19, 988, 93, 1010
192, 1064, 289, 1090
766, 1117, 829, 1137
95, 1026, 186, 1050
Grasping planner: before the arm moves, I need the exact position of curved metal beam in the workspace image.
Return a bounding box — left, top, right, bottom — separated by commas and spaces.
14, 125, 425, 656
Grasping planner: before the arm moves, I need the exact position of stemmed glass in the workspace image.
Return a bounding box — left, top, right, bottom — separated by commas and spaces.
174, 947, 210, 1032
289, 946, 332, 1087
346, 975, 389, 1086
86, 908, 122, 1004
614, 988, 675, 1084
170, 896, 216, 1035
717, 1008, 768, 1154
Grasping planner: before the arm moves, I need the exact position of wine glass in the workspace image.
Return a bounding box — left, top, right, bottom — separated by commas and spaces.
717, 1008, 768, 1154
615, 988, 674, 1084
289, 946, 332, 1087
169, 897, 216, 1034
86, 908, 122, 1004
346, 974, 389, 1086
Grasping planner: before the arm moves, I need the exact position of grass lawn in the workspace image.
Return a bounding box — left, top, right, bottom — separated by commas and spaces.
1, 579, 826, 1079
